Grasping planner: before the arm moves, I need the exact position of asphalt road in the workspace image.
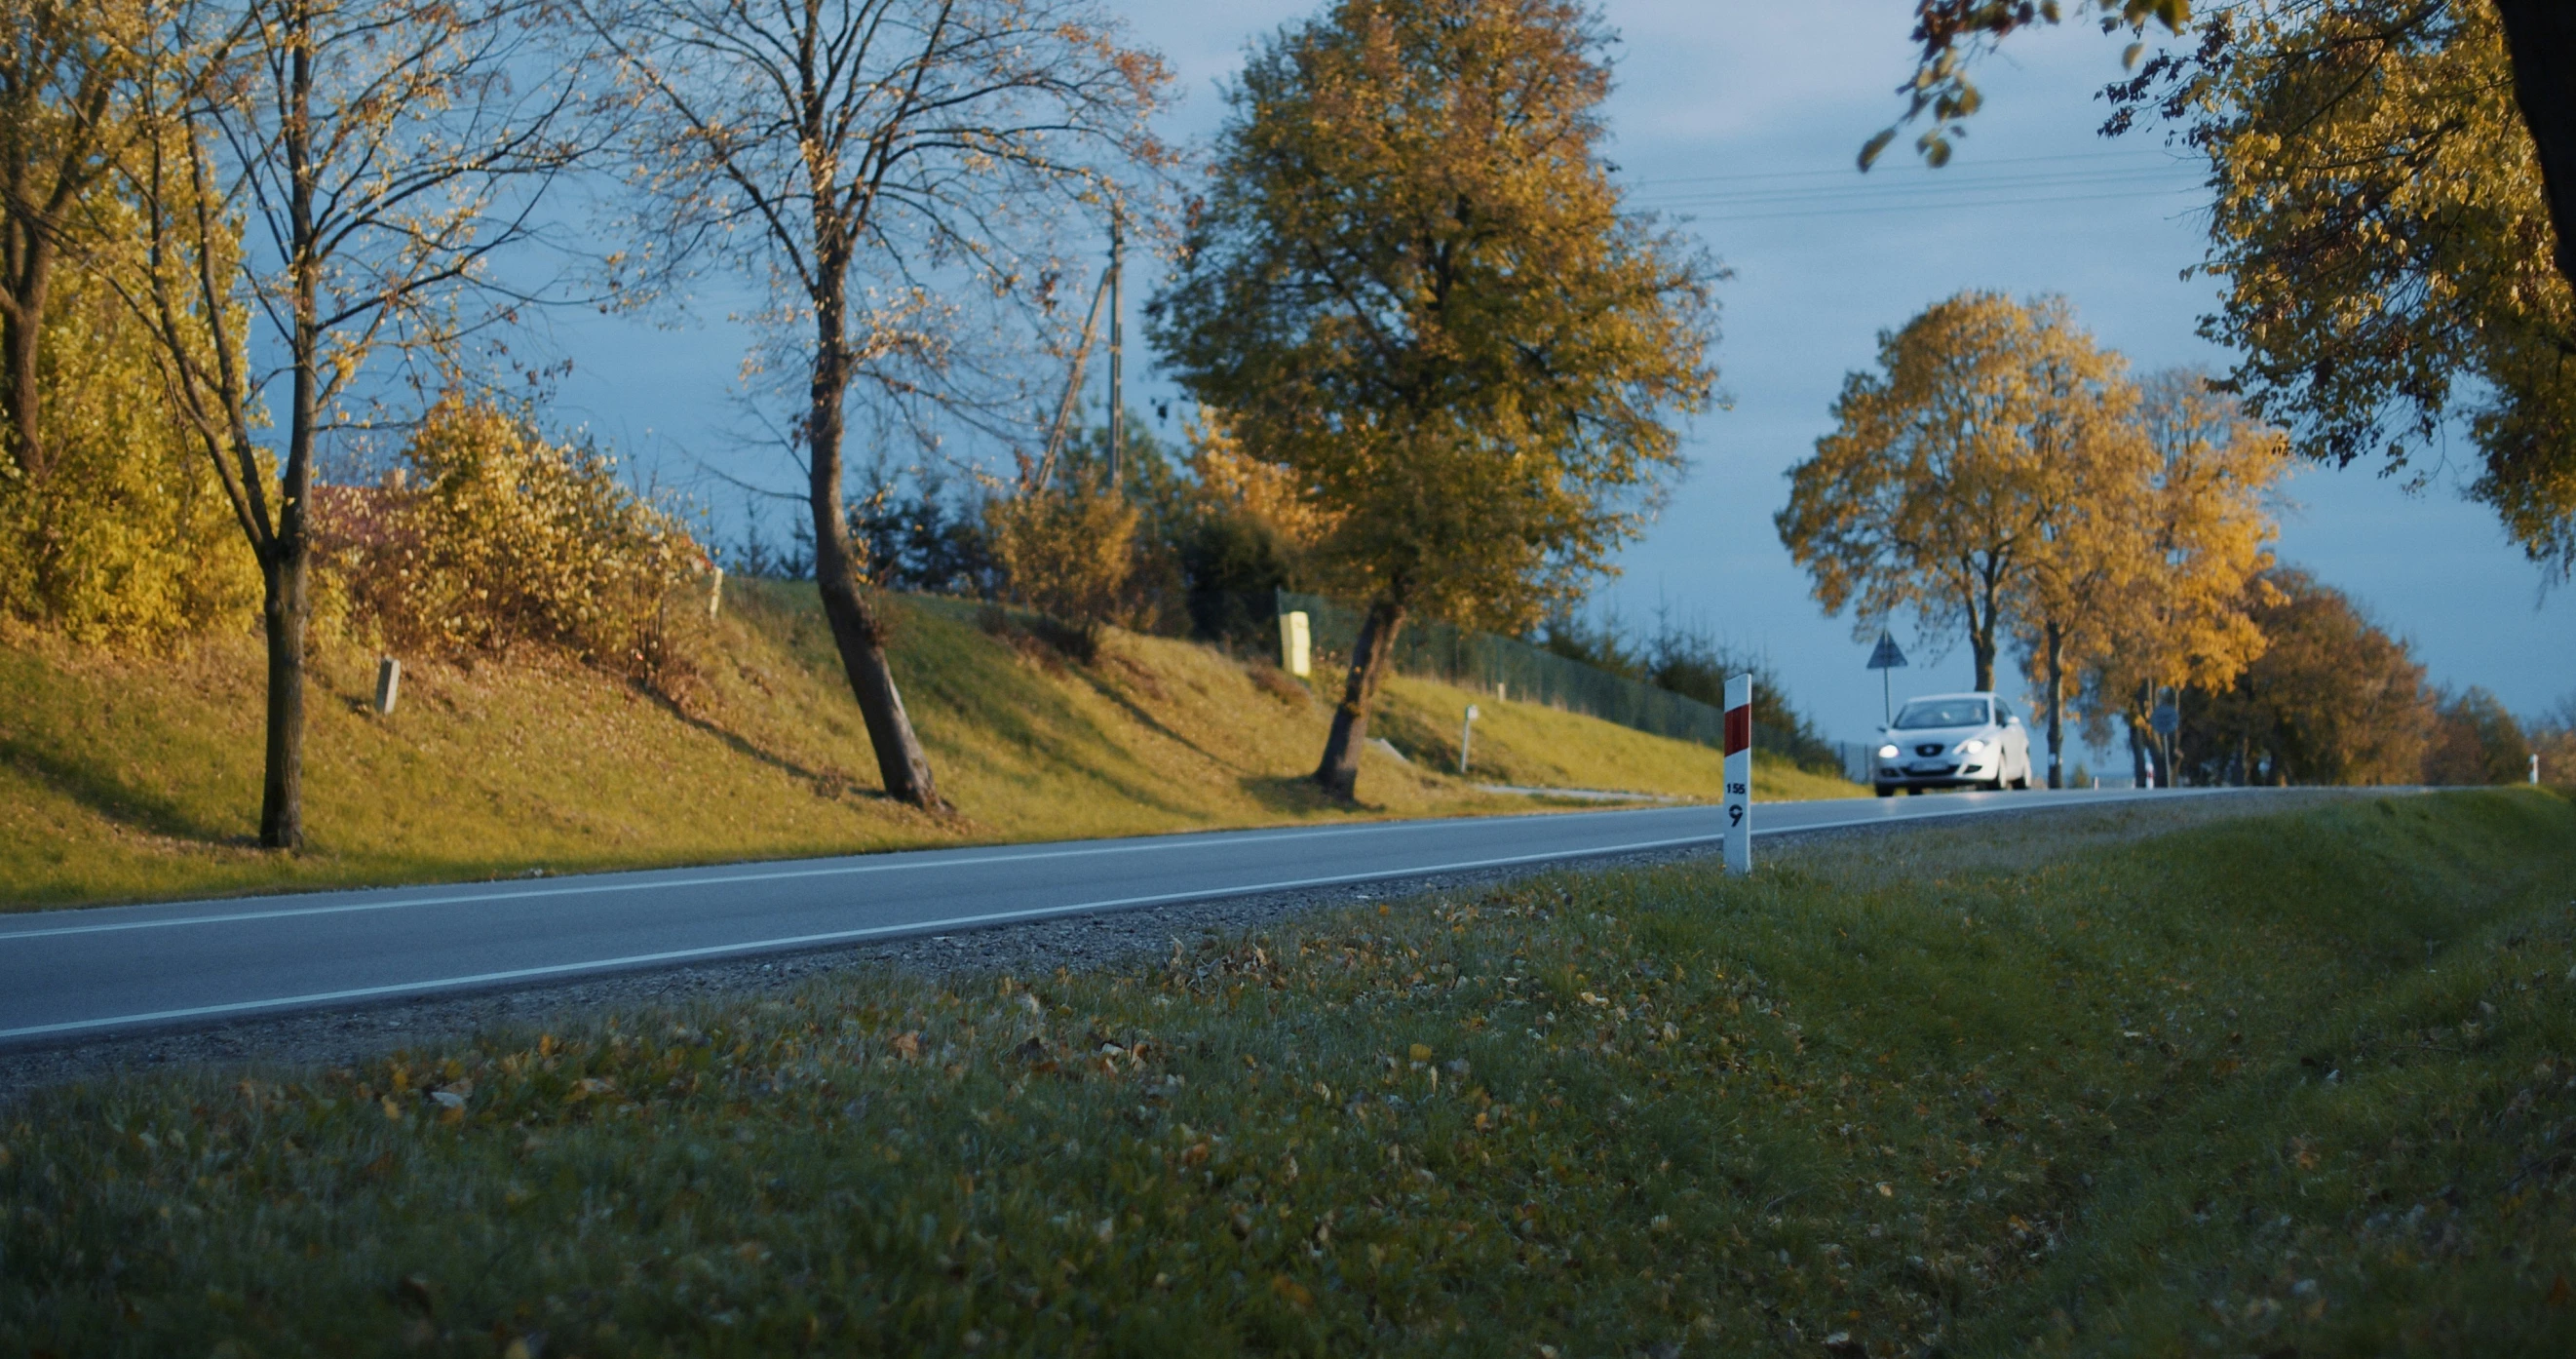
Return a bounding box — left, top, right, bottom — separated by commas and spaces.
0, 786, 2252, 1046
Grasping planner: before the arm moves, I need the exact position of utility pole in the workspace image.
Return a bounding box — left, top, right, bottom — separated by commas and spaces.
1107, 210, 1124, 489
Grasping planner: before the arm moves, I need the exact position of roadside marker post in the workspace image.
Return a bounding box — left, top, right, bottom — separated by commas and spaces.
373, 657, 402, 716
1279, 611, 1311, 677
1459, 703, 1480, 774
1723, 674, 1751, 874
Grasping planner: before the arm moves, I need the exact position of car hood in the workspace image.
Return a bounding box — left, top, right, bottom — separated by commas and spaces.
1882, 724, 1993, 745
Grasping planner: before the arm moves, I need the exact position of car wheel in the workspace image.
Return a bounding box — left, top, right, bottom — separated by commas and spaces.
1875, 784, 1895, 798
1904, 786, 1923, 796
1982, 775, 2006, 792
2010, 774, 2031, 790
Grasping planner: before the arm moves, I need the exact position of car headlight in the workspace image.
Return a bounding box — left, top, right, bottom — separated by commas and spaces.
1957, 738, 1987, 755
1877, 744, 1900, 758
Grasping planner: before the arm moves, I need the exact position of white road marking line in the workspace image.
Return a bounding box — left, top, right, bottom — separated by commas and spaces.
0, 788, 2213, 947
0, 804, 1720, 942
0, 830, 1736, 1039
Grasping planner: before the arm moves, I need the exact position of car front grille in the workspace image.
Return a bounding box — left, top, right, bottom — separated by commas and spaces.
1914, 743, 1945, 757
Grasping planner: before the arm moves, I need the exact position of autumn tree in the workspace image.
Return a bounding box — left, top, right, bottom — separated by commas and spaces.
0, 0, 150, 485
1885, 1, 2576, 580
2004, 361, 2158, 789
578, 0, 1168, 812
1780, 291, 2123, 697
123, 0, 592, 848
2076, 369, 2288, 785
2176, 567, 2433, 785
2423, 686, 2531, 785
0, 1, 258, 641
1891, 1, 2574, 294
1152, 0, 1718, 800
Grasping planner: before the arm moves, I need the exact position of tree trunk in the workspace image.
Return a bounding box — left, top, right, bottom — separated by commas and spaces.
807, 296, 944, 811
2130, 680, 2151, 788
2495, 0, 2576, 288
257, 543, 308, 848
258, 8, 319, 852
2043, 620, 2064, 789
1968, 563, 2002, 691
1315, 596, 1406, 800
0, 238, 50, 483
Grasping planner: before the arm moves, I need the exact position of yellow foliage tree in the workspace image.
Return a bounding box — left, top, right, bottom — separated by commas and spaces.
1182, 412, 1334, 558
2078, 371, 2290, 783
2003, 369, 2160, 789
0, 212, 256, 645
985, 475, 1139, 663
1780, 292, 2129, 702
1152, 0, 1719, 798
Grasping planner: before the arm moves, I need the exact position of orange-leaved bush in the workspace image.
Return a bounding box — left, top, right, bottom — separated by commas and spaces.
985, 475, 1138, 662
332, 402, 703, 676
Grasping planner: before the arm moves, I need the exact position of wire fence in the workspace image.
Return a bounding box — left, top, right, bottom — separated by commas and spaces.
1275, 591, 1847, 769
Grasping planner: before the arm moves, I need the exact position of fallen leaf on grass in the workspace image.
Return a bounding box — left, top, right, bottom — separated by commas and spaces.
1270, 1273, 1314, 1310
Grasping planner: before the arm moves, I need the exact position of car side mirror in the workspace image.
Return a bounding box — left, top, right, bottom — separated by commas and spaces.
2006, 716, 2020, 726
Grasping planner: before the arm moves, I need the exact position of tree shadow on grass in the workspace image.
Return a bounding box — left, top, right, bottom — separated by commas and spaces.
1236, 772, 1377, 818
633, 688, 899, 805
0, 736, 252, 846
1062, 664, 1258, 778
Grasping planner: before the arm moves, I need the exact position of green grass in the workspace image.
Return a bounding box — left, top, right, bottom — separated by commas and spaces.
0, 581, 1858, 910
6, 790, 2571, 1355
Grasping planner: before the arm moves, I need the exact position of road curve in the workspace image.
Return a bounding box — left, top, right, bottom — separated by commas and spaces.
0, 786, 2263, 1046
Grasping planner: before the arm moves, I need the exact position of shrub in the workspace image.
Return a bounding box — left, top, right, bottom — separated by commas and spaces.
0, 267, 260, 645
985, 476, 1137, 662
332, 402, 703, 677
2424, 686, 2531, 786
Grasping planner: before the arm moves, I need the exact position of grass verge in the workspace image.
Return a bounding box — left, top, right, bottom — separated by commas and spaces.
0, 582, 1856, 910
5, 790, 2573, 1354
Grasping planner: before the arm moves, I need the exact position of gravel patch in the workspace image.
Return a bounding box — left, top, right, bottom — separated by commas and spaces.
0, 788, 2363, 1106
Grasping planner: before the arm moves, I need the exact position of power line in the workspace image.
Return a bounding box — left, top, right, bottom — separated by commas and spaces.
1633, 167, 2197, 211
1623, 148, 2196, 189
1669, 184, 2206, 224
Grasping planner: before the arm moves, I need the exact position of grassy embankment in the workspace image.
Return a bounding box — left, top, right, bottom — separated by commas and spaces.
6, 790, 2572, 1354
0, 579, 1856, 910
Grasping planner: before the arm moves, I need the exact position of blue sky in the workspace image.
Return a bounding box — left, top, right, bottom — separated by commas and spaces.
541, 0, 2572, 746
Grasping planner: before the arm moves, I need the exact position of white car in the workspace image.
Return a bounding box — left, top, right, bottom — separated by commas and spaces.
1872, 691, 2034, 796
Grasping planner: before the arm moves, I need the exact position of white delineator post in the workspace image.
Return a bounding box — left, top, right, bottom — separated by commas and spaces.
1723, 674, 1752, 874
1280, 610, 1311, 678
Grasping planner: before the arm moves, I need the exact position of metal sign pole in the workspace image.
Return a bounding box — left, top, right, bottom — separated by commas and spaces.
1865, 629, 1907, 725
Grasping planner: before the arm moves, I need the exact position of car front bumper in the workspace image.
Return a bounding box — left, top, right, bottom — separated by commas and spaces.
1875, 760, 1996, 790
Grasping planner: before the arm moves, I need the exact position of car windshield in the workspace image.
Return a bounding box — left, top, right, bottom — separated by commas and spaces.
1894, 698, 1989, 729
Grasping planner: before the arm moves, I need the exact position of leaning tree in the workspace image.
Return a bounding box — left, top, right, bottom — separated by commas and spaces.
578, 0, 1171, 810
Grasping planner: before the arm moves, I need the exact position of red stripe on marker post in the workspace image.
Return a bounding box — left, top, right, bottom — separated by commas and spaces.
1723, 675, 1751, 874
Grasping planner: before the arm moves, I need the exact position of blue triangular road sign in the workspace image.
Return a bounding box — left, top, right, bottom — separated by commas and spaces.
1866, 632, 1908, 671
